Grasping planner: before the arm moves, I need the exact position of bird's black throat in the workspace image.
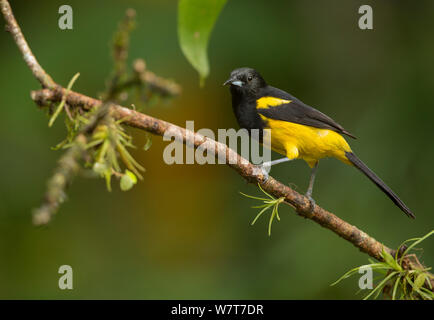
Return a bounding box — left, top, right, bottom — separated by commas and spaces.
230, 86, 266, 140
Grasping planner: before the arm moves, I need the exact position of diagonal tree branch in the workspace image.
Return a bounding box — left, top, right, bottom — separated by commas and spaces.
28, 88, 411, 261
2, 0, 433, 292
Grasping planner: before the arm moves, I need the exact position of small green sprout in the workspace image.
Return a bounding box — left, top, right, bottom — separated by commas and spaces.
89, 116, 145, 191
143, 132, 152, 151
48, 72, 80, 127
120, 169, 137, 191
240, 183, 286, 236
332, 230, 434, 300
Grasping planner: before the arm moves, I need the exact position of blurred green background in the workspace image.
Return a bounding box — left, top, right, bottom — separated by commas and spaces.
0, 0, 433, 299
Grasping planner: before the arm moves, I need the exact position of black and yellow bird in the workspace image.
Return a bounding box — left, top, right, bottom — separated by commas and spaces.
224, 67, 414, 218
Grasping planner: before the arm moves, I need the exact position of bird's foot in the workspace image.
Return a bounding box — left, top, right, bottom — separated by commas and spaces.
305, 194, 316, 213
259, 162, 271, 182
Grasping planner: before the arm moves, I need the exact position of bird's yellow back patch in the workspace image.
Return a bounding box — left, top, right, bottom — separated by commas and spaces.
256, 96, 291, 109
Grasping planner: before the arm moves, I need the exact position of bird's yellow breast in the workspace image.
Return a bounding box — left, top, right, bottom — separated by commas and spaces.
260, 116, 352, 167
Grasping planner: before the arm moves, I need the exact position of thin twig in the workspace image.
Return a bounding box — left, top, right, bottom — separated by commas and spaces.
33, 134, 86, 225
105, 8, 136, 100
134, 59, 181, 97
0, 0, 56, 88
109, 59, 181, 97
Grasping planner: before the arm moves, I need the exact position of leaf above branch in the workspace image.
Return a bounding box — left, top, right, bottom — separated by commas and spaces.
178, 0, 227, 86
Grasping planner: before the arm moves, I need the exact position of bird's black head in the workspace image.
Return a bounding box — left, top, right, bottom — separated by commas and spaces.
223, 68, 266, 95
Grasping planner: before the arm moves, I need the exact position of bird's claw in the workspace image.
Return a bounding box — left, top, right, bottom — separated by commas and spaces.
259, 162, 270, 182
305, 194, 316, 213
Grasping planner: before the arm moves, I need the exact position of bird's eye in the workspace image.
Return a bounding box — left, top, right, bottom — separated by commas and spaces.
247, 75, 253, 82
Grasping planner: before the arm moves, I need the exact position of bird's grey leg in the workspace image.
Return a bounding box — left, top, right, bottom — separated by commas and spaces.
305, 162, 319, 211
263, 157, 293, 168
260, 157, 293, 181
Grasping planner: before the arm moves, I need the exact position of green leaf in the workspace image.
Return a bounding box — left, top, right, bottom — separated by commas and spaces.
48, 72, 80, 127
392, 275, 402, 300
120, 169, 137, 191
104, 169, 112, 192
400, 230, 434, 265
251, 205, 270, 226
143, 135, 152, 151
178, 0, 227, 86
407, 277, 434, 300
381, 247, 402, 271
330, 263, 390, 286
363, 271, 398, 300
93, 161, 107, 176
414, 273, 427, 291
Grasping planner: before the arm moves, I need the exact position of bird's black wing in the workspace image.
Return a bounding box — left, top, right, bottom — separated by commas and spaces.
257, 86, 356, 139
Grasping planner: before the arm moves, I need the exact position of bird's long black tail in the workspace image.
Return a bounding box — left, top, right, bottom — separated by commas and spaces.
345, 152, 415, 218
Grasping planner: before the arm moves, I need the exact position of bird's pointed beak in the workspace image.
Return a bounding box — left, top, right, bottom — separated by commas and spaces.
223, 77, 243, 87
223, 79, 232, 86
